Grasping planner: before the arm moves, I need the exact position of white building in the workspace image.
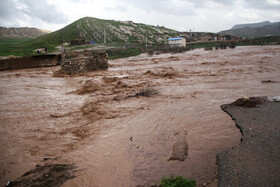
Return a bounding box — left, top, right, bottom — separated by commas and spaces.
167, 37, 186, 47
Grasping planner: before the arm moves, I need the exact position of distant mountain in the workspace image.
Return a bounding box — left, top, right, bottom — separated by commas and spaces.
27, 17, 179, 46
0, 27, 51, 38
219, 21, 280, 38
231, 21, 272, 30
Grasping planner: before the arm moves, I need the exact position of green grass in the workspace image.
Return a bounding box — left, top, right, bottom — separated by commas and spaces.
69, 45, 96, 51
237, 35, 280, 46
0, 37, 58, 56
0, 38, 35, 56
0, 38, 32, 46
159, 176, 196, 187
107, 47, 142, 59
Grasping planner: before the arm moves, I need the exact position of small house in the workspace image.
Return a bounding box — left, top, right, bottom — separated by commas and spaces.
70, 39, 86, 46
201, 35, 213, 41
167, 37, 186, 47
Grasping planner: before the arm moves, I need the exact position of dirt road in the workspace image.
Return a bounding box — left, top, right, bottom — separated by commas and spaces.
0, 46, 279, 186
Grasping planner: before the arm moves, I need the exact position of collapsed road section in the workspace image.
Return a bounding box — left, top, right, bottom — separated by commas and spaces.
217, 97, 280, 186
0, 54, 61, 71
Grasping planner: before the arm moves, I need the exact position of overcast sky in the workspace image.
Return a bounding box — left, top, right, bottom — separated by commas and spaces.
0, 0, 280, 32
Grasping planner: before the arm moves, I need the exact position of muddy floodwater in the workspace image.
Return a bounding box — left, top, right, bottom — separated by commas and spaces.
0, 46, 280, 186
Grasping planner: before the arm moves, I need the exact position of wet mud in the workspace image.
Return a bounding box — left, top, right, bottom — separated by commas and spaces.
0, 46, 280, 186
7, 163, 76, 187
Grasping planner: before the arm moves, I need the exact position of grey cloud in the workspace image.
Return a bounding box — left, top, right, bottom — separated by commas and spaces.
120, 0, 195, 16
104, 5, 127, 12
192, 0, 280, 10
17, 0, 67, 23
243, 0, 280, 10
189, 0, 235, 8
125, 0, 280, 12
0, 1, 18, 21
0, 0, 67, 27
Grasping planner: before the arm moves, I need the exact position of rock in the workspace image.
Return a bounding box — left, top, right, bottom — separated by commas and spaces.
168, 132, 188, 161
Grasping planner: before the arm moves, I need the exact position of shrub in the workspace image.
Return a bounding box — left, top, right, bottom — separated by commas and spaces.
159, 176, 196, 187
107, 47, 142, 59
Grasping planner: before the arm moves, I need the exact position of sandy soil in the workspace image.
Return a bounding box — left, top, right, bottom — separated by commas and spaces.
0, 46, 280, 186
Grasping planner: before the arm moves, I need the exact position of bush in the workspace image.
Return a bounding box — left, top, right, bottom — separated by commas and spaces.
228, 42, 236, 48
107, 47, 142, 59
159, 176, 196, 187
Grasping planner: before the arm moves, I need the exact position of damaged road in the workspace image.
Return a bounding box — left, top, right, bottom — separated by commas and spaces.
217, 97, 280, 186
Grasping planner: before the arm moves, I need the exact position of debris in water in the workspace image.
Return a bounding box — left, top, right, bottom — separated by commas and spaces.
126, 88, 159, 98
261, 80, 277, 83
76, 80, 99, 95
168, 132, 188, 161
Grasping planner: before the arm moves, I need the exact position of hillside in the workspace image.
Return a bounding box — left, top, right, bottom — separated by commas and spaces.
231, 21, 272, 29
27, 17, 179, 46
0, 27, 50, 38
219, 22, 280, 38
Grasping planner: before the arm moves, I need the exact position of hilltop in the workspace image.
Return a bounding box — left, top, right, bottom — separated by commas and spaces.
231, 21, 273, 30
0, 27, 50, 38
27, 17, 179, 46
0, 17, 180, 56
219, 21, 280, 38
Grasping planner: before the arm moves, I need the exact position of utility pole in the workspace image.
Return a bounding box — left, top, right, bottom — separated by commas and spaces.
104, 28, 106, 45
145, 33, 147, 51
61, 36, 64, 53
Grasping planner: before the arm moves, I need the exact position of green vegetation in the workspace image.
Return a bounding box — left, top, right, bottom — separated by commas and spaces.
107, 47, 142, 59
159, 176, 196, 187
0, 37, 58, 57
186, 42, 219, 48
185, 36, 280, 49
68, 44, 96, 51
237, 35, 280, 46
0, 38, 33, 56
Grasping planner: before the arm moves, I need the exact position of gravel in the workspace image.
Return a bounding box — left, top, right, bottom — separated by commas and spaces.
217, 97, 280, 187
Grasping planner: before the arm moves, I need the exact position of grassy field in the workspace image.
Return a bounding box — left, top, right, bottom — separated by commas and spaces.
0, 38, 33, 56
0, 37, 57, 57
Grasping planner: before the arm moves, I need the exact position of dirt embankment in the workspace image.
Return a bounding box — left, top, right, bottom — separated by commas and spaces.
0, 54, 61, 71
7, 162, 76, 187
217, 97, 280, 186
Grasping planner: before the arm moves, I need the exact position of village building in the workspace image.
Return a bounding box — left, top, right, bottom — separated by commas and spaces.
167, 37, 186, 47
200, 35, 214, 41
122, 21, 134, 25
70, 39, 90, 46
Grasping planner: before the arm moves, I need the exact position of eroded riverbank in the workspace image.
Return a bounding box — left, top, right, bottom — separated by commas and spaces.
0, 46, 280, 186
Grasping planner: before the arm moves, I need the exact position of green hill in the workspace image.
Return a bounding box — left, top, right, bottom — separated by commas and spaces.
26, 17, 179, 46
0, 17, 180, 56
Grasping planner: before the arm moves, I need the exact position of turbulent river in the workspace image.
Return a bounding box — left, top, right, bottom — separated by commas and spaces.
0, 46, 279, 186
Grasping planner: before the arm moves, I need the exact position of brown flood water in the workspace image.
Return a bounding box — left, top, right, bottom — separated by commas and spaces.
0, 46, 280, 186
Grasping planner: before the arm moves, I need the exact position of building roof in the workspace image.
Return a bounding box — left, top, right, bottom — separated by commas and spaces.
167, 37, 183, 41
